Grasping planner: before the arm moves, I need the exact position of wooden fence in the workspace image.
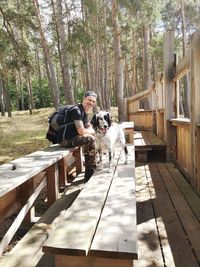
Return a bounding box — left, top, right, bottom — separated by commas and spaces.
126, 30, 200, 195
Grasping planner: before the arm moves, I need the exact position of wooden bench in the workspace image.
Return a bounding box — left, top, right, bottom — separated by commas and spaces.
0, 124, 136, 267
0, 145, 82, 257
42, 144, 137, 267
134, 130, 166, 162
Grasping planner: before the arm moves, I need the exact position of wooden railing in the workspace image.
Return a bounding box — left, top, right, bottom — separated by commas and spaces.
126, 30, 200, 195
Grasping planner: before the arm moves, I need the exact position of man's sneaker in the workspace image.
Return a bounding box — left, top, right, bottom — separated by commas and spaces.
84, 168, 95, 183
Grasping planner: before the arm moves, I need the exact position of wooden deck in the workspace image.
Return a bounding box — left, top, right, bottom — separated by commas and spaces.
134, 131, 166, 162
1, 142, 200, 267
135, 162, 200, 267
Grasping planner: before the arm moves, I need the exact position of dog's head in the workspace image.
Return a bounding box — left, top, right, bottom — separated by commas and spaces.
91, 111, 112, 133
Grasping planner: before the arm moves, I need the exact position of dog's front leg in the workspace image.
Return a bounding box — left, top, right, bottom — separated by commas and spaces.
96, 148, 103, 170
124, 145, 128, 164
108, 149, 112, 173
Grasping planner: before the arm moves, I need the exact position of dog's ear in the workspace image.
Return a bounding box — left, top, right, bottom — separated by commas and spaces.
107, 112, 112, 127
91, 114, 98, 128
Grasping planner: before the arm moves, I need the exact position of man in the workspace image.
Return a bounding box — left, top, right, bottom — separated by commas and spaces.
60, 91, 97, 182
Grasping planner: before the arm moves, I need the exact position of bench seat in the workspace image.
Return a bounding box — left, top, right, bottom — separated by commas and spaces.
0, 145, 82, 257
43, 144, 137, 267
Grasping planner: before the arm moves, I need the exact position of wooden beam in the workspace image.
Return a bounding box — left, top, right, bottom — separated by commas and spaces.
173, 53, 190, 82
190, 30, 200, 193
58, 157, 67, 188
55, 255, 133, 267
127, 88, 152, 103
46, 163, 59, 207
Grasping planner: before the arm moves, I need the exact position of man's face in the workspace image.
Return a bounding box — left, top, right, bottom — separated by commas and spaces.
82, 96, 96, 112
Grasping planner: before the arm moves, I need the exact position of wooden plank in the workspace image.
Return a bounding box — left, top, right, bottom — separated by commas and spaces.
43, 168, 116, 256
55, 255, 133, 267
161, 163, 200, 262
174, 162, 200, 218
0, 174, 85, 267
127, 88, 152, 103
0, 146, 74, 198
149, 163, 199, 267
89, 145, 137, 260
133, 164, 164, 267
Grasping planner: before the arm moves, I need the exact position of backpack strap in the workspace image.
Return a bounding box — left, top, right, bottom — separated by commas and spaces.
62, 105, 78, 142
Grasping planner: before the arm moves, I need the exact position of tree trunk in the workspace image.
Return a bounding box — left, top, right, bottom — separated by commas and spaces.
94, 9, 103, 110
143, 24, 151, 90
55, 0, 74, 104
131, 30, 137, 96
26, 69, 34, 115
0, 74, 5, 116
18, 69, 24, 110
35, 43, 45, 107
1, 71, 12, 117
13, 71, 20, 111
111, 0, 124, 122
102, 0, 110, 110
33, 0, 60, 110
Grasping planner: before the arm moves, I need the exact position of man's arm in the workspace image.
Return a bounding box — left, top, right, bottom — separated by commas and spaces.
74, 120, 95, 136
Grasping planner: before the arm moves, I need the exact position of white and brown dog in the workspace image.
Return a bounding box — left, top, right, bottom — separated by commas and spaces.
91, 111, 128, 172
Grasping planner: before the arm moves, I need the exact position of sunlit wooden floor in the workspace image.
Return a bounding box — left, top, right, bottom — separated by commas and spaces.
134, 162, 200, 267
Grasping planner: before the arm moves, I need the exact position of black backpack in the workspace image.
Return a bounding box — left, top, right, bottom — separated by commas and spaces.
46, 105, 76, 144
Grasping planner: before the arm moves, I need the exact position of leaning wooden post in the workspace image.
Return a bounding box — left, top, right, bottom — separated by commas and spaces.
190, 30, 200, 193
163, 31, 176, 160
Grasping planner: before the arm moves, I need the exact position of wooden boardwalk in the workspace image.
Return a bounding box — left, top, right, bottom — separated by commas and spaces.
135, 162, 200, 267
1, 140, 200, 267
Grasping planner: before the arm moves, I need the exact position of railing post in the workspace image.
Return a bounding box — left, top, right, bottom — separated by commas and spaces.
190, 30, 200, 193
163, 31, 176, 160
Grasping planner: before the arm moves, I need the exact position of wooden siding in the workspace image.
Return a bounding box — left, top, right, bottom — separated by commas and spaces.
128, 111, 152, 130
171, 120, 192, 179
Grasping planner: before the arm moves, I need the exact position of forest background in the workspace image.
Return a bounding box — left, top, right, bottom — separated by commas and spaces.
0, 0, 200, 119
0, 0, 200, 163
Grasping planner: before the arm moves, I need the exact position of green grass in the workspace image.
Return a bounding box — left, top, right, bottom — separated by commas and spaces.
0, 108, 52, 164
0, 107, 118, 165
